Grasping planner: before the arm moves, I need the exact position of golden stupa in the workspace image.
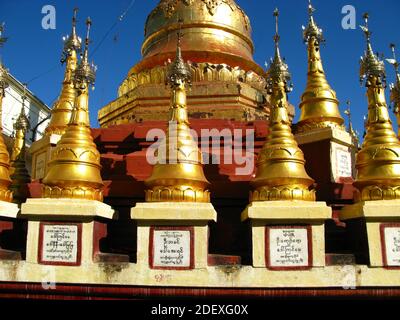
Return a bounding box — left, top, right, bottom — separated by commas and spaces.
9, 94, 31, 204
98, 0, 283, 127
251, 9, 315, 202
295, 1, 345, 133
45, 8, 81, 136
354, 14, 400, 201
145, 27, 210, 203
0, 25, 13, 203
42, 18, 104, 201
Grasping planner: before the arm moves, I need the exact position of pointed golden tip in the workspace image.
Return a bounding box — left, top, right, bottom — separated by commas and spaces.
166, 23, 191, 88
359, 15, 386, 87
303, 0, 323, 45
354, 30, 400, 201
47, 17, 81, 136
145, 35, 209, 203
10, 111, 30, 204
43, 19, 103, 201
296, 10, 344, 134
62, 9, 82, 59
252, 26, 315, 202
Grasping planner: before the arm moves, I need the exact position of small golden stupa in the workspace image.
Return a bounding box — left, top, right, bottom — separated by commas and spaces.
354, 14, 400, 201
387, 44, 400, 136
144, 25, 210, 203
0, 25, 13, 203
9, 92, 31, 204
295, 0, 345, 133
42, 18, 104, 201
250, 9, 315, 202
45, 8, 81, 136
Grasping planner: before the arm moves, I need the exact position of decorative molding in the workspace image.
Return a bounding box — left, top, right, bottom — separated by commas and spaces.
145, 187, 210, 203
42, 185, 103, 202
355, 185, 400, 202
118, 62, 266, 97
250, 186, 316, 202
149, 0, 250, 31
295, 121, 345, 135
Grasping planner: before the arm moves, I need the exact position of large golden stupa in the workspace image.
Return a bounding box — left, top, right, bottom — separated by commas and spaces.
98, 0, 289, 127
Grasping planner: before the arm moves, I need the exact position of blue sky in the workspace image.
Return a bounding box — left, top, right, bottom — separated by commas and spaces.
1, 0, 400, 137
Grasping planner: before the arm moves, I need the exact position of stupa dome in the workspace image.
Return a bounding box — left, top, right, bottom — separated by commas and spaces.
132, 0, 263, 74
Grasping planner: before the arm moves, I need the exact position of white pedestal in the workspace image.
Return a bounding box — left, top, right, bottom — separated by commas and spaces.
242, 201, 332, 269
0, 200, 19, 219
131, 202, 217, 270
340, 200, 400, 268
295, 127, 355, 182
21, 198, 116, 266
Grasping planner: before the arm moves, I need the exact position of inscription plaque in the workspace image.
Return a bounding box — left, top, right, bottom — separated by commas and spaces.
336, 149, 352, 178
39, 223, 82, 266
266, 226, 312, 270
381, 224, 400, 267
150, 227, 194, 270
34, 152, 47, 180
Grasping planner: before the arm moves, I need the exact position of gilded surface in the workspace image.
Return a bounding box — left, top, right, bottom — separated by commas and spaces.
141, 0, 259, 77
118, 62, 266, 98
145, 36, 210, 203
354, 15, 400, 201
251, 10, 315, 202
295, 3, 345, 134
45, 10, 81, 136
42, 19, 104, 201
10, 101, 31, 204
99, 0, 268, 127
0, 33, 13, 203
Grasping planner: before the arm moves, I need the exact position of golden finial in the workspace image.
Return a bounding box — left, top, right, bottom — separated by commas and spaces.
344, 100, 360, 148
296, 1, 345, 134
10, 85, 31, 204
359, 13, 386, 86
145, 20, 210, 203
0, 23, 13, 203
303, 0, 323, 44
42, 17, 104, 201
10, 85, 30, 167
387, 43, 400, 136
251, 8, 315, 202
45, 8, 82, 136
353, 14, 400, 201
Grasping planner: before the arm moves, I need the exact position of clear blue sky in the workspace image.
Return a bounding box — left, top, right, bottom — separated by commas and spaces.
1, 0, 400, 137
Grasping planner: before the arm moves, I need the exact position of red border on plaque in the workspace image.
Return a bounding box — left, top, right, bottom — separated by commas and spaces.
38, 222, 82, 266
380, 223, 400, 269
149, 226, 195, 270
265, 225, 313, 271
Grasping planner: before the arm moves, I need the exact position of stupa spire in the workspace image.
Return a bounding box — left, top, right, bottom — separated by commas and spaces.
354, 13, 400, 201
42, 17, 103, 201
251, 8, 315, 202
145, 20, 210, 203
0, 23, 13, 203
9, 86, 31, 204
45, 8, 82, 136
344, 100, 360, 148
296, 0, 345, 133
387, 43, 400, 136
